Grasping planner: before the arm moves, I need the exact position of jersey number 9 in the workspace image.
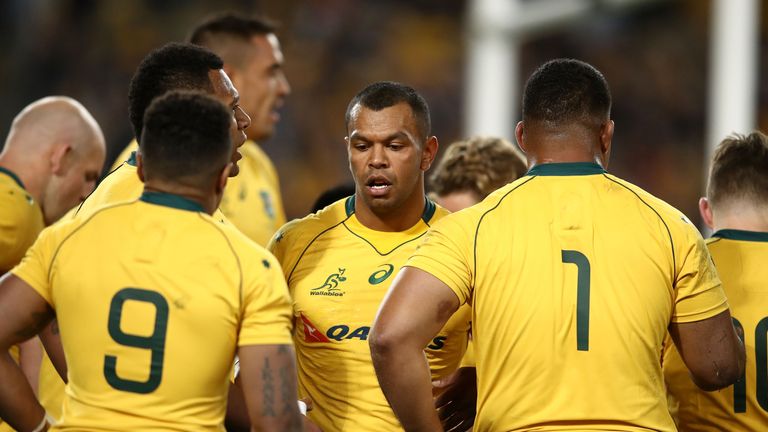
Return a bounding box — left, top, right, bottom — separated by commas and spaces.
103, 288, 169, 394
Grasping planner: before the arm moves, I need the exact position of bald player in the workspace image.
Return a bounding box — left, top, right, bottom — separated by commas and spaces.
112, 12, 290, 245
0, 96, 104, 430
370, 59, 744, 431
664, 132, 768, 431
0, 91, 301, 431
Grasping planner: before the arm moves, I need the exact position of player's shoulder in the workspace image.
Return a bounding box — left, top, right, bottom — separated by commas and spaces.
273, 196, 351, 247
603, 173, 695, 231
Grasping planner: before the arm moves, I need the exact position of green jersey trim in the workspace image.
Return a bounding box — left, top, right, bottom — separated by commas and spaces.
0, 166, 25, 189
712, 229, 768, 243
344, 195, 437, 223
126, 151, 138, 167
140, 191, 205, 213
527, 162, 606, 177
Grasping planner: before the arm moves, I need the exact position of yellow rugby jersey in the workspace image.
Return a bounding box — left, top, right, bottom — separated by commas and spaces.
269, 196, 470, 431
0, 167, 44, 432
112, 140, 285, 245
407, 162, 728, 432
664, 229, 768, 431
78, 149, 228, 224
11, 191, 293, 431
0, 167, 44, 273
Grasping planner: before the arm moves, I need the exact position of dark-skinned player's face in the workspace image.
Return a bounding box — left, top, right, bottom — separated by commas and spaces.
346, 102, 429, 214
208, 69, 251, 177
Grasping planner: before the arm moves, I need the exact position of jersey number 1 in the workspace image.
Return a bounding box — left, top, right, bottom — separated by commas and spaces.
562, 250, 591, 351
103, 288, 169, 394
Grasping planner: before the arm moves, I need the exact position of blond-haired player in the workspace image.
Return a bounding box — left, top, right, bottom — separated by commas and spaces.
664, 131, 768, 431
370, 59, 744, 431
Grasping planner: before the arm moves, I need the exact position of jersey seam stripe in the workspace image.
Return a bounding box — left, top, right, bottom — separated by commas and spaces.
472, 176, 538, 288
197, 214, 244, 317
286, 215, 353, 283
602, 174, 677, 279
47, 200, 136, 283
74, 163, 126, 216
341, 222, 428, 256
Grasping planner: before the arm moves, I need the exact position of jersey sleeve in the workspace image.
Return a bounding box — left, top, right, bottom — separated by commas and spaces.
267, 219, 301, 281
406, 210, 475, 305
11, 225, 59, 306
237, 251, 294, 346
670, 219, 728, 323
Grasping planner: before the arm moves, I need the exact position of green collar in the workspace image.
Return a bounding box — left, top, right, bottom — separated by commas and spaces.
0, 166, 25, 189
344, 195, 436, 223
126, 151, 137, 167
527, 162, 606, 176
140, 191, 205, 213
712, 229, 768, 243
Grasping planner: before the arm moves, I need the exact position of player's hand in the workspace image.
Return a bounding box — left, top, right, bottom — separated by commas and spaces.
299, 397, 323, 432
433, 367, 477, 432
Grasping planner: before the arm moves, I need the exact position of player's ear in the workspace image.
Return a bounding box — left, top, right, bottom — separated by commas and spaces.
420, 136, 439, 171
515, 121, 526, 153
600, 120, 614, 164
699, 197, 714, 230
136, 151, 145, 183
50, 142, 73, 175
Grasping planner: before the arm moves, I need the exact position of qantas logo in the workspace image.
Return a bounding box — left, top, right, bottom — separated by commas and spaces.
300, 313, 330, 343
299, 313, 446, 349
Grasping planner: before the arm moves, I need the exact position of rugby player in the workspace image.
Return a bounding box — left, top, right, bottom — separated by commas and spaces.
664, 131, 768, 430
268, 81, 470, 430
112, 12, 290, 246
0, 96, 104, 431
0, 91, 301, 431
370, 58, 745, 431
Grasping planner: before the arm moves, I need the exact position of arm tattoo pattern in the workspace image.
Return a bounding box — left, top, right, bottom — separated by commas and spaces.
261, 357, 276, 417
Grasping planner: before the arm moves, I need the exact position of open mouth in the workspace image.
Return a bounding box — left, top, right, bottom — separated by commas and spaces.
366, 176, 392, 196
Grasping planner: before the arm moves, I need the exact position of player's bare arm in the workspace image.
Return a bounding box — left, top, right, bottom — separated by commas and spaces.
238, 343, 304, 431
669, 308, 746, 391
370, 267, 460, 431
39, 318, 67, 382
0, 274, 55, 430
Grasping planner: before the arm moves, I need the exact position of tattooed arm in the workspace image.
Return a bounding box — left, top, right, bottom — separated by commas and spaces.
39, 318, 67, 382
0, 274, 54, 430
238, 344, 304, 431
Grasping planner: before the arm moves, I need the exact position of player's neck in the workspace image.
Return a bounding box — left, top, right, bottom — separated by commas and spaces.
142, 184, 217, 215
0, 154, 46, 203
524, 134, 607, 168
354, 191, 426, 232
712, 206, 768, 233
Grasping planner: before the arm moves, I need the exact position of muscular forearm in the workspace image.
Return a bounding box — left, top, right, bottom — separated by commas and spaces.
371, 341, 442, 431
0, 350, 46, 431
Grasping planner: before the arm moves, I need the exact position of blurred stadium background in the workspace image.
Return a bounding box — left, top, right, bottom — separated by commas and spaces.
0, 0, 765, 224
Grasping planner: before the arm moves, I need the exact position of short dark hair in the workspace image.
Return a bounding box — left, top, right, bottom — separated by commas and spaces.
189, 12, 276, 44
140, 90, 232, 188
128, 42, 224, 141
188, 12, 276, 66
522, 58, 611, 129
429, 136, 527, 199
345, 81, 431, 141
707, 131, 768, 208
